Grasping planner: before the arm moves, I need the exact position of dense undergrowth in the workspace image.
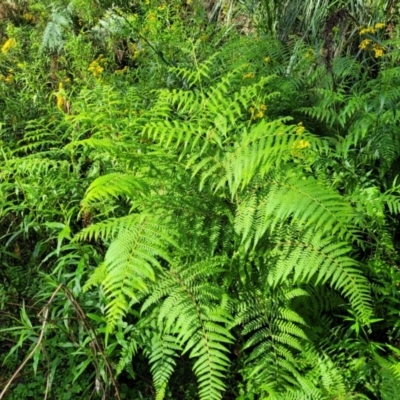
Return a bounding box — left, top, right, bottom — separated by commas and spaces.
1, 1, 400, 399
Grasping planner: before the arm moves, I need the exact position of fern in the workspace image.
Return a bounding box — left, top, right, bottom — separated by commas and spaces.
73, 58, 381, 397
81, 214, 175, 332
141, 259, 233, 400
235, 287, 308, 391
143, 329, 182, 400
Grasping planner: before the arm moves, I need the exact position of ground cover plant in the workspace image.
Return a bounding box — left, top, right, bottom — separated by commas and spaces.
1, 1, 400, 399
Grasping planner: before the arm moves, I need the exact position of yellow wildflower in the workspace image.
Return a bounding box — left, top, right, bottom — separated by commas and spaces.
4, 74, 13, 83
56, 82, 65, 111
243, 72, 255, 79
23, 13, 35, 22
291, 139, 311, 157
249, 104, 267, 120
147, 12, 156, 22
256, 111, 264, 119
359, 39, 371, 50
359, 26, 376, 35
374, 22, 385, 30
88, 55, 106, 77
372, 44, 384, 58
264, 56, 270, 63
296, 139, 310, 149
1, 38, 16, 54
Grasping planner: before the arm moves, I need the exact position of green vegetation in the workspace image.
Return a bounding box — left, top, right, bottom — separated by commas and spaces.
1, 1, 400, 399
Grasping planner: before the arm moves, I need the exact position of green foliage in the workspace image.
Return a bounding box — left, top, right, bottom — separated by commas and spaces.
1, 1, 400, 399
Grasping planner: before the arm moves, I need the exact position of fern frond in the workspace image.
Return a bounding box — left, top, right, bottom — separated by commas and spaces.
374, 350, 400, 400
236, 288, 308, 390
271, 231, 372, 322
168, 53, 217, 88
191, 118, 313, 194
144, 331, 182, 400
234, 171, 359, 249
81, 173, 150, 209
142, 259, 233, 400
82, 214, 174, 332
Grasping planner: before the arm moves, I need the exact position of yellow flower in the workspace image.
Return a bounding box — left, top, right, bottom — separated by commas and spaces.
243, 72, 255, 79
249, 104, 267, 120
264, 56, 270, 63
359, 39, 371, 50
147, 12, 156, 22
4, 74, 13, 83
56, 94, 64, 111
359, 26, 376, 35
372, 44, 384, 58
23, 13, 35, 22
291, 139, 311, 158
56, 82, 66, 111
297, 139, 310, 149
88, 56, 106, 77
256, 111, 264, 118
374, 22, 385, 30
1, 38, 16, 54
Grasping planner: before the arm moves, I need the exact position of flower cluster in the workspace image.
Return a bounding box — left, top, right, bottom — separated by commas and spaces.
358, 23, 385, 58
0, 69, 14, 83
372, 44, 384, 58
291, 123, 310, 157
359, 39, 385, 58
359, 39, 371, 50
249, 104, 267, 120
294, 139, 310, 149
88, 55, 107, 77
359, 22, 385, 35
1, 38, 16, 54
22, 13, 35, 23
